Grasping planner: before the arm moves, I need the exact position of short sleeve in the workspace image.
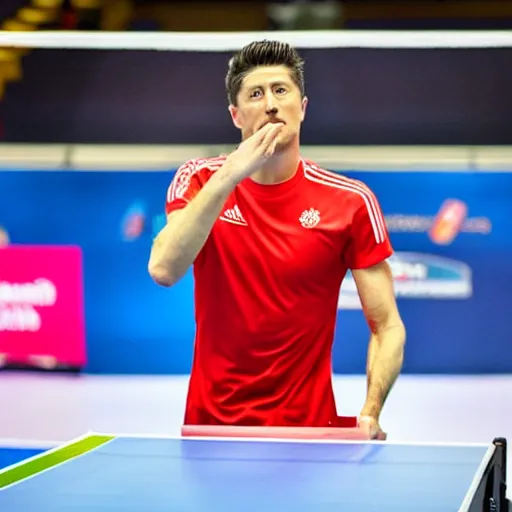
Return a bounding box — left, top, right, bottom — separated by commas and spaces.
344, 185, 393, 269
165, 160, 202, 215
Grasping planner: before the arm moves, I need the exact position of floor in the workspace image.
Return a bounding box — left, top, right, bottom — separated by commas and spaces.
1, 372, 511, 497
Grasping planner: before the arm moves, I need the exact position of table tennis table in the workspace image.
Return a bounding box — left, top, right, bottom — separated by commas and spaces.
0, 425, 509, 511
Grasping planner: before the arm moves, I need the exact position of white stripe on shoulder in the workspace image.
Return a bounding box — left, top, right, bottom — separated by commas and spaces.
194, 155, 227, 166
167, 157, 225, 203
303, 162, 386, 244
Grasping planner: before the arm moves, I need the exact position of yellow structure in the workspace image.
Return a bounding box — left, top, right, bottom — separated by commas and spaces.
0, 0, 106, 100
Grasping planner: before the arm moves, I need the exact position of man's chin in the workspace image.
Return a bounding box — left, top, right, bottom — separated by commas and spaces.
274, 133, 294, 151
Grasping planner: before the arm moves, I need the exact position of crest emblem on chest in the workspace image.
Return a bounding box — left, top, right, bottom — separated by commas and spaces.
299, 208, 321, 229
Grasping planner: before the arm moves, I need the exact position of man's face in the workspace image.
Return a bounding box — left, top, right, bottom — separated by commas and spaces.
229, 65, 308, 148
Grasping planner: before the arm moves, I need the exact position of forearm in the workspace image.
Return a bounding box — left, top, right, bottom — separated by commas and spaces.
361, 322, 406, 419
148, 169, 236, 286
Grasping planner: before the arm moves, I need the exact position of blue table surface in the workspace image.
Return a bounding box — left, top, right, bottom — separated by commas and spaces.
0, 437, 490, 512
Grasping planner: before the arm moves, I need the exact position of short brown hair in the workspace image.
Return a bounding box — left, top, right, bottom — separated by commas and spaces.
225, 40, 305, 106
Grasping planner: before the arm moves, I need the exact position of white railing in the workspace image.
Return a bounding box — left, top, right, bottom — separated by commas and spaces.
0, 144, 511, 172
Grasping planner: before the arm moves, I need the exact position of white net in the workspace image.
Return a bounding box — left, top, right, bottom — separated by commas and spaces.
0, 29, 512, 49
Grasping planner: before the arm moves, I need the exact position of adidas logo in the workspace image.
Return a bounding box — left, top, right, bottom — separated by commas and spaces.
219, 205, 248, 226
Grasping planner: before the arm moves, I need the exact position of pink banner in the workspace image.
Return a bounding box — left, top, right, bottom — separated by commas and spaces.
0, 245, 86, 369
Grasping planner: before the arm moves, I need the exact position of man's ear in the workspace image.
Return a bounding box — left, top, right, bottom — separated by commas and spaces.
228, 104, 242, 129
301, 96, 308, 121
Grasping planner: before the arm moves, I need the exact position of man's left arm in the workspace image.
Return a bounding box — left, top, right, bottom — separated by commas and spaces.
352, 260, 406, 425
341, 180, 406, 437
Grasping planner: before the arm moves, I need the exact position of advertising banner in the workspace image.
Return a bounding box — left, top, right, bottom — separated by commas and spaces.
0, 168, 509, 374
0, 245, 86, 370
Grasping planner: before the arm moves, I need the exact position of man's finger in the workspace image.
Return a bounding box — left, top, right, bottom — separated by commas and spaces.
252, 122, 278, 144
260, 123, 283, 150
373, 429, 387, 441
358, 415, 386, 440
265, 137, 279, 157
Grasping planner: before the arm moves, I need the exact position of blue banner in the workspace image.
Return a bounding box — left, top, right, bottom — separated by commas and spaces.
0, 169, 510, 374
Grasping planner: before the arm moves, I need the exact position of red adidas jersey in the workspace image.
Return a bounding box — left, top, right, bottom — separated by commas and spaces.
165, 156, 393, 427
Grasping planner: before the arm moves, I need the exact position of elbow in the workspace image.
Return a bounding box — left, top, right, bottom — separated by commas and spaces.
148, 262, 178, 288
389, 319, 407, 348
374, 317, 407, 347
398, 319, 407, 344
394, 323, 407, 362
392, 318, 406, 340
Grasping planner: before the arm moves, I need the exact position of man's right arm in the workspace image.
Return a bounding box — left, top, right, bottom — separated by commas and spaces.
148, 121, 283, 287
148, 168, 236, 287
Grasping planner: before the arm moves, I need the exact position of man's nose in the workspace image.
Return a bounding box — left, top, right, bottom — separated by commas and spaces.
265, 93, 278, 114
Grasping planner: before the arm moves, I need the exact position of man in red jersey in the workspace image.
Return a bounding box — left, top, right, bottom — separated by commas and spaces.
148, 40, 406, 439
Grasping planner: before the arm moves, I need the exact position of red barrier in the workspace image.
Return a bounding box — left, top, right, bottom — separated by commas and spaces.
181, 416, 371, 441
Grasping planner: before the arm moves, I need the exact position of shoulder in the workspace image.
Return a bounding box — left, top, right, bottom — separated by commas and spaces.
175, 155, 227, 176
166, 155, 227, 203
301, 158, 379, 209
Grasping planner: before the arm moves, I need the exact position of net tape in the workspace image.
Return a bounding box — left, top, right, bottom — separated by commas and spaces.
0, 30, 511, 50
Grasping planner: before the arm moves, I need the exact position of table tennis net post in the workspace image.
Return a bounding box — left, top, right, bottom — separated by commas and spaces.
491, 438, 509, 512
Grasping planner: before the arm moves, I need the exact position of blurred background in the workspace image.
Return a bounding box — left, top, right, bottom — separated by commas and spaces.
0, 0, 511, 484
